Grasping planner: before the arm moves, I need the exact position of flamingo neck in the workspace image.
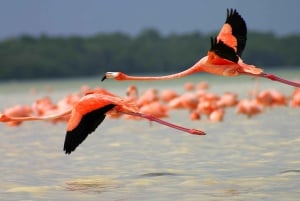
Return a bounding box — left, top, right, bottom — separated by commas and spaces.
0, 109, 71, 122
112, 58, 205, 81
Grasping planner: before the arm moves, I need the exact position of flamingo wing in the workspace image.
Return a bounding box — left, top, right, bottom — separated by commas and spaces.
217, 8, 247, 57
208, 37, 238, 65
63, 103, 116, 154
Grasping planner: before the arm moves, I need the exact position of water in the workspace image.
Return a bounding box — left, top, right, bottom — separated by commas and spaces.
0, 71, 300, 200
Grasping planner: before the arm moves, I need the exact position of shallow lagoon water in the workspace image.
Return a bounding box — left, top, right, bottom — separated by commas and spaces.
0, 71, 299, 200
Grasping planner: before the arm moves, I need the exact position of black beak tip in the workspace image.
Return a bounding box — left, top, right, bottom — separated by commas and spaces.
101, 75, 107, 82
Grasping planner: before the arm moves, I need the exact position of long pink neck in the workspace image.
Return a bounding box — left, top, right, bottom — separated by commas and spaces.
121, 62, 203, 81
1, 109, 71, 122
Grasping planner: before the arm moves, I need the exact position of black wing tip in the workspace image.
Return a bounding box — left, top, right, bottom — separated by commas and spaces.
227, 8, 235, 17
63, 130, 82, 154
226, 8, 242, 21
64, 150, 72, 154
225, 8, 246, 32
64, 143, 74, 154
64, 148, 77, 155
227, 8, 237, 15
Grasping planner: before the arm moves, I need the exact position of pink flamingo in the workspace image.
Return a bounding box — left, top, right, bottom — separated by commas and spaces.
0, 88, 206, 154
102, 9, 300, 88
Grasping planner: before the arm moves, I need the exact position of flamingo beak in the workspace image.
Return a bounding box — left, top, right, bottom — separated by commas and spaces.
101, 72, 120, 81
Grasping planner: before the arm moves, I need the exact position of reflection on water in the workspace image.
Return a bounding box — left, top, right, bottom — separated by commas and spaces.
139, 172, 180, 177
280, 170, 300, 175
65, 176, 118, 194
0, 73, 300, 200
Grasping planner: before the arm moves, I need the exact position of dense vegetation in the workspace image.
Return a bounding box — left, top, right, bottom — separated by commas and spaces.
0, 29, 299, 80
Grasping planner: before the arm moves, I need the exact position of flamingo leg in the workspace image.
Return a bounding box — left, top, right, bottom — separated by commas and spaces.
241, 72, 300, 88
119, 111, 206, 135
260, 73, 300, 88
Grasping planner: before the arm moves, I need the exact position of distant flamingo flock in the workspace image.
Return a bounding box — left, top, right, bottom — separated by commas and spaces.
1, 82, 299, 130
1, 83, 300, 127
1, 8, 300, 154
2, 83, 300, 125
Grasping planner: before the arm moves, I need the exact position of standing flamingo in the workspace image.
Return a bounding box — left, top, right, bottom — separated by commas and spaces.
102, 9, 300, 88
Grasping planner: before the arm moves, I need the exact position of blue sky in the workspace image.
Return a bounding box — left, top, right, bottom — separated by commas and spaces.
0, 0, 299, 40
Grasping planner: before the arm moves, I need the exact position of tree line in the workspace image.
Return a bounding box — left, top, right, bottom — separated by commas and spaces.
0, 28, 299, 80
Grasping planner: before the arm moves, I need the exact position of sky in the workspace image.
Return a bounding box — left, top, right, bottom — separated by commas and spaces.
0, 0, 300, 40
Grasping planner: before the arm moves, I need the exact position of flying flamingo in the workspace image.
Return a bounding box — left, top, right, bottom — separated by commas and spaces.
63, 89, 205, 154
0, 89, 205, 154
102, 9, 300, 88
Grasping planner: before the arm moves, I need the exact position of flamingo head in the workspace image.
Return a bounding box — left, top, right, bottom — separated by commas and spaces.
101, 72, 126, 81
0, 114, 10, 122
